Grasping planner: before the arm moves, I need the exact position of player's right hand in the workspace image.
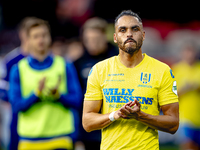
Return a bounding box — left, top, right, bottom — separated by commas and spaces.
114, 99, 141, 120
35, 77, 46, 97
48, 75, 61, 100
38, 77, 46, 92
114, 101, 133, 120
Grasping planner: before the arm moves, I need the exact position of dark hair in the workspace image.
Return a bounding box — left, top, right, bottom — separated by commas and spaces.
115, 10, 142, 24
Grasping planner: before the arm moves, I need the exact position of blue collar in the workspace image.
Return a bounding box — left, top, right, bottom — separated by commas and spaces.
27, 55, 54, 70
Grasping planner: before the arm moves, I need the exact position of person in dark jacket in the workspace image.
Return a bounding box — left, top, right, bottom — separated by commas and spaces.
74, 17, 118, 150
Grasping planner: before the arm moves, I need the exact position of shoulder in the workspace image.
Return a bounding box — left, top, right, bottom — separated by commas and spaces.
87, 56, 116, 79
1, 48, 24, 80
146, 54, 171, 71
10, 64, 19, 78
53, 55, 66, 64
17, 57, 28, 68
94, 56, 116, 70
62, 58, 77, 73
4, 47, 24, 65
145, 54, 174, 81
49, 55, 67, 69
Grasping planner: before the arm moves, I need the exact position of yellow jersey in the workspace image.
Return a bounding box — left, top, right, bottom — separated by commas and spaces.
85, 53, 178, 150
172, 61, 200, 127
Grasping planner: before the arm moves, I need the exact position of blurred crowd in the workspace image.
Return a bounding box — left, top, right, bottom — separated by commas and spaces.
0, 6, 200, 150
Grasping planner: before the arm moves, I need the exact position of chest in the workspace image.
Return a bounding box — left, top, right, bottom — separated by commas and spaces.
100, 67, 162, 114
101, 68, 161, 97
19, 63, 66, 97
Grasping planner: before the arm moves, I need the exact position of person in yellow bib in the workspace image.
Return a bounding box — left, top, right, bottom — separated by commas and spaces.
8, 18, 82, 150
82, 10, 179, 150
172, 43, 200, 150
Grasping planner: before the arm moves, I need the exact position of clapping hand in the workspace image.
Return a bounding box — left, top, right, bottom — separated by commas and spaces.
35, 77, 46, 96
35, 75, 62, 101
117, 99, 141, 120
48, 75, 62, 99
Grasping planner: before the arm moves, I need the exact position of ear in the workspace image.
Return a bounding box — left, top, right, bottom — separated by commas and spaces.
114, 33, 117, 43
142, 31, 145, 41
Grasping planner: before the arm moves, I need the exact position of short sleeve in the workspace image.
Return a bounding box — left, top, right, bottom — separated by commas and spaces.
158, 67, 179, 106
84, 65, 103, 100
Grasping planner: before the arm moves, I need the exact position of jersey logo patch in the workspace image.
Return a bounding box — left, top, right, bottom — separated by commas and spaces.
172, 81, 177, 95
140, 72, 151, 84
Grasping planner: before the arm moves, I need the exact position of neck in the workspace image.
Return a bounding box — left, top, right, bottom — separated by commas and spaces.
30, 49, 49, 62
20, 42, 29, 55
119, 49, 143, 68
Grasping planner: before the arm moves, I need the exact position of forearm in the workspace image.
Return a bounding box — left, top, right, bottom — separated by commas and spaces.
137, 111, 179, 134
83, 112, 113, 132
9, 66, 39, 113
10, 93, 38, 113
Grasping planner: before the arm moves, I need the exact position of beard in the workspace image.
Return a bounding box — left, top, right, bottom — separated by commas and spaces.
117, 36, 143, 55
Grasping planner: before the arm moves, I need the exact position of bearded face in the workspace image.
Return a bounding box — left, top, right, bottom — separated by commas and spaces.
117, 36, 143, 55
114, 15, 145, 55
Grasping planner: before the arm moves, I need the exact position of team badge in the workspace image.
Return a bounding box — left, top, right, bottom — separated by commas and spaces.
140, 72, 151, 84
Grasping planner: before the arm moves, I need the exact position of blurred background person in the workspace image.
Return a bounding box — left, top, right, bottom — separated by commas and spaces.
74, 17, 118, 150
64, 38, 84, 62
8, 18, 82, 150
74, 17, 118, 95
0, 17, 38, 150
51, 37, 84, 62
51, 36, 67, 57
172, 43, 200, 150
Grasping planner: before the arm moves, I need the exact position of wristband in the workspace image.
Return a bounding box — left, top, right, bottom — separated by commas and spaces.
109, 111, 116, 122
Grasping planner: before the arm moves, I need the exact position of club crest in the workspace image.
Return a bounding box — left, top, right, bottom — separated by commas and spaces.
140, 72, 151, 84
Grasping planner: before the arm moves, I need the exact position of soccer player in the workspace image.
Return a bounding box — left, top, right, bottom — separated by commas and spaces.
0, 17, 39, 150
172, 43, 200, 150
82, 10, 179, 150
8, 18, 82, 150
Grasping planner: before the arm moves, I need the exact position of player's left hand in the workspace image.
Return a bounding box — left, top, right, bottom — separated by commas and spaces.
48, 75, 61, 100
118, 99, 141, 119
